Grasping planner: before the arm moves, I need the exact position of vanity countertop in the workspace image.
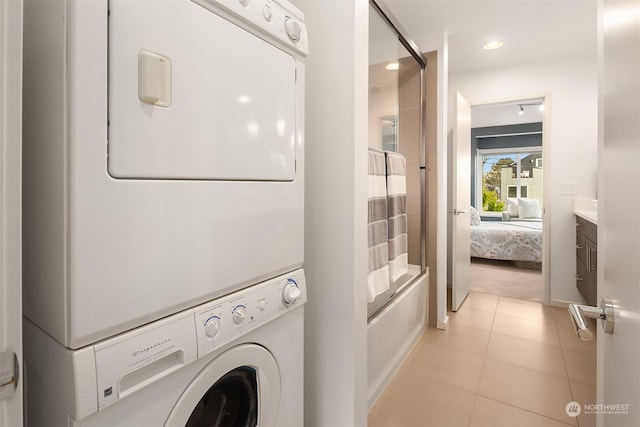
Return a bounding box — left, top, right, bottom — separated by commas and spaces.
574, 209, 598, 225
573, 198, 598, 225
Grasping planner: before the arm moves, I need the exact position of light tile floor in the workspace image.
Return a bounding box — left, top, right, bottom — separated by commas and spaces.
368, 292, 597, 427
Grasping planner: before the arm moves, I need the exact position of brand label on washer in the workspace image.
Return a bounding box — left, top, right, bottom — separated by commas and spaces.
93, 313, 197, 409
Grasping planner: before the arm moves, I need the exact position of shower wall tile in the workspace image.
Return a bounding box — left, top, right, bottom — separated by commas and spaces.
425, 51, 437, 107
398, 57, 421, 110
426, 104, 438, 156
398, 107, 420, 161
408, 212, 421, 266
405, 160, 420, 214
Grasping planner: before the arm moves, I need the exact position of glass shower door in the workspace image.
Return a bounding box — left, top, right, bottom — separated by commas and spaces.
367, 3, 424, 317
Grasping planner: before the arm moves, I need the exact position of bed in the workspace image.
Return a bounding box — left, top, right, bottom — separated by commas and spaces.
470, 221, 543, 262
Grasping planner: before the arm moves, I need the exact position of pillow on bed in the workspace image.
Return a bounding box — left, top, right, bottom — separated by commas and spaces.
470, 206, 481, 226
518, 198, 542, 218
506, 198, 519, 217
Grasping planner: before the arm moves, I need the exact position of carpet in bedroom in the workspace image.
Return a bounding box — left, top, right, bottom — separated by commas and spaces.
470, 258, 543, 302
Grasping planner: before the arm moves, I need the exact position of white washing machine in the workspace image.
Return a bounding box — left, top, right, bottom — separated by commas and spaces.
22, 0, 308, 349
24, 270, 306, 426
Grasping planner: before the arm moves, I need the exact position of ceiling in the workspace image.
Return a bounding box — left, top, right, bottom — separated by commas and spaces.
471, 100, 544, 127
382, 0, 598, 74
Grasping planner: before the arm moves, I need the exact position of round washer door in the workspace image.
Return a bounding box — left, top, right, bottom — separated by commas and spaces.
164, 344, 281, 427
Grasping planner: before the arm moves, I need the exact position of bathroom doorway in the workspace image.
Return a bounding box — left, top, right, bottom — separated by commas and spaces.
468, 99, 548, 303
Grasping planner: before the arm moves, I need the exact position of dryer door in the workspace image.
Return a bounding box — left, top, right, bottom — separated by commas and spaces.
165, 344, 281, 427
108, 0, 297, 181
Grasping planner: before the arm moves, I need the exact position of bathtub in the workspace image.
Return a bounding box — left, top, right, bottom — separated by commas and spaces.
367, 269, 428, 409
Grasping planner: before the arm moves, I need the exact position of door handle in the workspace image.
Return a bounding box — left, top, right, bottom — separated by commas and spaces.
0, 351, 18, 401
568, 297, 614, 341
448, 209, 467, 215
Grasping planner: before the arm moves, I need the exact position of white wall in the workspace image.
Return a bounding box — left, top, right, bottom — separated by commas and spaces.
449, 53, 598, 305
294, 0, 369, 426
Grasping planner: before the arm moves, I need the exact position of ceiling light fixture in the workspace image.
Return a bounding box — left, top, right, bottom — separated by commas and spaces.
482, 40, 503, 50
516, 101, 544, 115
385, 62, 399, 71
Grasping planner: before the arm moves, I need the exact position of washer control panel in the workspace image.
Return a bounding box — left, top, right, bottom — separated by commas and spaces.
194, 269, 306, 357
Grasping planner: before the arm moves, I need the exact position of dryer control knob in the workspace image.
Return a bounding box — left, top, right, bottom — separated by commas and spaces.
284, 18, 301, 41
233, 306, 247, 325
263, 5, 272, 21
282, 281, 301, 306
239, 0, 249, 7
204, 317, 220, 338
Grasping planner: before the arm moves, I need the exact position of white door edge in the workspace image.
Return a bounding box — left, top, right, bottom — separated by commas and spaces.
0, 0, 23, 423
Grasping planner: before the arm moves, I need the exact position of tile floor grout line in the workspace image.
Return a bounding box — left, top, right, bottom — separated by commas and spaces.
472, 395, 577, 427
483, 352, 570, 381
467, 393, 479, 427
490, 329, 562, 347
494, 310, 559, 325
474, 387, 579, 426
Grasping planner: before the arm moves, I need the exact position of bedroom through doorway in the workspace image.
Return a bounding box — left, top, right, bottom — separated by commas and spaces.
469, 99, 546, 303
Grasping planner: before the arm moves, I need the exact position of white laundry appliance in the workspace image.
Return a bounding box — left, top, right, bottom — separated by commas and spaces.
22, 0, 308, 349
24, 270, 306, 426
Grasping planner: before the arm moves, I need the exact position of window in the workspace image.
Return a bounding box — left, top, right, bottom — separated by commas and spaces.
508, 185, 528, 198
478, 149, 542, 215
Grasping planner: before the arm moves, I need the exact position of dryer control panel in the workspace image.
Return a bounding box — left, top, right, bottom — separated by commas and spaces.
193, 0, 309, 55
194, 270, 306, 357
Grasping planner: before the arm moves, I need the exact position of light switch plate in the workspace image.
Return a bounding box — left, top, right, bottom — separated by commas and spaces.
561, 182, 578, 195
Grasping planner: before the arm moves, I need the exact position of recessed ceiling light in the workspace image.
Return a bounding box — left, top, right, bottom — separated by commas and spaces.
483, 40, 503, 50
385, 62, 399, 71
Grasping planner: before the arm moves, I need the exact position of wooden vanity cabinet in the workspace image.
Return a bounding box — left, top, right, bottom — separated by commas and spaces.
575, 215, 597, 306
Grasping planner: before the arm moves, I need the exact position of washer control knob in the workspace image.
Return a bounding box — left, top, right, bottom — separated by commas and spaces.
263, 5, 272, 21
284, 18, 301, 41
204, 317, 220, 338
233, 306, 247, 325
239, 0, 248, 7
282, 280, 301, 306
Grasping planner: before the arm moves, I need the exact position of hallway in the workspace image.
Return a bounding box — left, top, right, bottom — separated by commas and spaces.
368, 292, 596, 427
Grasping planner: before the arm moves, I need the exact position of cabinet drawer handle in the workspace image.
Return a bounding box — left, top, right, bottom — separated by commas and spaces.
576, 222, 582, 227
588, 247, 597, 272
576, 244, 584, 249
575, 274, 584, 281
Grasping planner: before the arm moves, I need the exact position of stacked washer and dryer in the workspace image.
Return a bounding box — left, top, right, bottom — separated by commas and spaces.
22, 0, 307, 425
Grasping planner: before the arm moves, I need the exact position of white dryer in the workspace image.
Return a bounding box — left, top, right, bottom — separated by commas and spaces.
24, 270, 306, 427
22, 0, 308, 349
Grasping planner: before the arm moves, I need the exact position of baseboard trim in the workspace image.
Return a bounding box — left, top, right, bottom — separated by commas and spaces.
437, 315, 449, 330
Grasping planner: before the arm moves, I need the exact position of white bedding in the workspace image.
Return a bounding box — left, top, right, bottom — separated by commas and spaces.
470, 221, 543, 262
